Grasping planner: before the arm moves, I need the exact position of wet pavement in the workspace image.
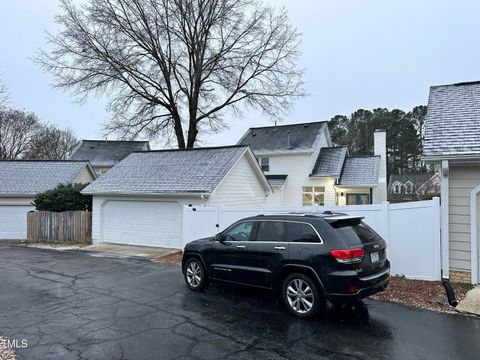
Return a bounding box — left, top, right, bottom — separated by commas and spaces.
0, 246, 479, 360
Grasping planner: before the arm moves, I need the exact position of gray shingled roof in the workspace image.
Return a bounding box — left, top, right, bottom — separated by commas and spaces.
0, 161, 92, 197
387, 174, 431, 192
237, 122, 327, 154
424, 82, 480, 157
265, 175, 287, 187
337, 156, 380, 186
311, 147, 348, 177
82, 146, 249, 195
70, 140, 150, 166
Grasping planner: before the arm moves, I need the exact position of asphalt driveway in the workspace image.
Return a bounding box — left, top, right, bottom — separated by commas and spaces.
0, 246, 479, 360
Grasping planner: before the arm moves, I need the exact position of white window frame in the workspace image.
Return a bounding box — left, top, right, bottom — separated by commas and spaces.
404, 181, 414, 195
302, 186, 325, 206
256, 157, 269, 172
392, 181, 402, 194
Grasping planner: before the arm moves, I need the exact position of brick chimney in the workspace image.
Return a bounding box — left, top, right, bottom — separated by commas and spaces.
373, 129, 387, 203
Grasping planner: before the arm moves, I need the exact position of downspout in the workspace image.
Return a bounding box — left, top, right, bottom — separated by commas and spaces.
440, 160, 458, 306
470, 185, 480, 284
440, 160, 450, 279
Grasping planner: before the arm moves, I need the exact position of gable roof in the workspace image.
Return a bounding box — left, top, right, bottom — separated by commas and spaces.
337, 156, 380, 187
387, 174, 436, 193
311, 147, 348, 177
265, 175, 288, 187
424, 81, 480, 158
0, 160, 94, 197
237, 122, 327, 154
82, 146, 270, 195
70, 140, 150, 167
388, 174, 430, 186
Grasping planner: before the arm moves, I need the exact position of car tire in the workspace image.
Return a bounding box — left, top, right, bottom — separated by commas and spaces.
282, 273, 322, 319
184, 257, 207, 291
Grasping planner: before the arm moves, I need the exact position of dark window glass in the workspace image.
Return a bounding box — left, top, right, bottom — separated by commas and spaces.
256, 221, 285, 242
223, 221, 254, 241
329, 220, 380, 246
285, 222, 321, 243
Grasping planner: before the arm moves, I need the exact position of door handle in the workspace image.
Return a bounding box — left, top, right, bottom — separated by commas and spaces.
274, 246, 286, 250
236, 245, 246, 249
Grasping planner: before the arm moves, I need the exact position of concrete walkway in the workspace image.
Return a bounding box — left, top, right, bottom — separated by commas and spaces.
81, 243, 178, 259
457, 286, 480, 316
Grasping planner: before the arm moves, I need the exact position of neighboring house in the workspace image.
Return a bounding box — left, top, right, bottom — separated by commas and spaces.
388, 173, 440, 202
0, 160, 95, 240
82, 146, 271, 248
423, 80, 480, 284
237, 122, 387, 206
70, 140, 150, 175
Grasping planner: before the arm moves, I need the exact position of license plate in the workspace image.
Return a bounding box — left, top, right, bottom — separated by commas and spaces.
370, 251, 380, 263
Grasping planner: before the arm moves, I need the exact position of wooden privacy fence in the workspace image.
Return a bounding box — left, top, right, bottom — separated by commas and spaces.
27, 211, 92, 244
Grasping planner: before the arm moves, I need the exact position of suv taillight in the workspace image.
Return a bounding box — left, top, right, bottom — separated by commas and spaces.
330, 248, 365, 264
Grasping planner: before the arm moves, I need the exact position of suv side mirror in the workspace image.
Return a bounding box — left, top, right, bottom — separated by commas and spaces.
214, 233, 223, 242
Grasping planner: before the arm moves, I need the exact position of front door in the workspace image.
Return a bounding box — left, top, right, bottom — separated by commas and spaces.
346, 193, 370, 205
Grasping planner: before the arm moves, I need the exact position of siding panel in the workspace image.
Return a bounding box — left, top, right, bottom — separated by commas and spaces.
208, 156, 267, 207
448, 165, 480, 272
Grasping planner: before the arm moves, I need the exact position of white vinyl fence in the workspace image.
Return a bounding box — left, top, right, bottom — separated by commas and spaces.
182, 198, 441, 281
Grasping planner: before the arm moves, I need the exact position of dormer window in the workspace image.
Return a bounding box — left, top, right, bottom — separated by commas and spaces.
392, 182, 402, 194
404, 181, 414, 195
257, 157, 269, 172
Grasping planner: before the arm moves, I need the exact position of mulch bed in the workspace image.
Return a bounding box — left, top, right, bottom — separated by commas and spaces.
0, 337, 16, 360
372, 276, 473, 314
151, 252, 473, 315
151, 251, 183, 266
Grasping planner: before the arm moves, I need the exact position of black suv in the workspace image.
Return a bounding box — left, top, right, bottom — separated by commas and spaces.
182, 212, 390, 318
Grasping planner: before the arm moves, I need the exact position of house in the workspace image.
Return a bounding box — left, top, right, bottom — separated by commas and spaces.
0, 160, 95, 240
423, 80, 480, 284
388, 173, 440, 202
81, 146, 271, 248
237, 122, 387, 206
70, 139, 150, 175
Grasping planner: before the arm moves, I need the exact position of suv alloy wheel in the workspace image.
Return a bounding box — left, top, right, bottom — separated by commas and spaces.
184, 258, 207, 291
282, 273, 322, 318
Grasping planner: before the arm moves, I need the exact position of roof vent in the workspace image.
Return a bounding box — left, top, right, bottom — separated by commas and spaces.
304, 124, 308, 128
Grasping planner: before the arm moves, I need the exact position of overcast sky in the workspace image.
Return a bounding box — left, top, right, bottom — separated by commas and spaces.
1, 1, 479, 147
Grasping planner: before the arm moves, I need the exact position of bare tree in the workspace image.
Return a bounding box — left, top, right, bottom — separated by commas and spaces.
26, 125, 79, 160
0, 80, 8, 107
0, 108, 40, 159
36, 0, 304, 148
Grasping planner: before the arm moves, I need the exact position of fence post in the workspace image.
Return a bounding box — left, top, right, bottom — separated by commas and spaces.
432, 197, 441, 280
381, 201, 390, 240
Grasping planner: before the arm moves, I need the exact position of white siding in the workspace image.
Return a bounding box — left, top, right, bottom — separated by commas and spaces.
448, 166, 480, 272
208, 156, 267, 207
263, 153, 336, 206
74, 166, 96, 184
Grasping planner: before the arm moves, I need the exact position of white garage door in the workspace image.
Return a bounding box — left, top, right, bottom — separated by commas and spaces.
102, 200, 182, 248
0, 205, 34, 240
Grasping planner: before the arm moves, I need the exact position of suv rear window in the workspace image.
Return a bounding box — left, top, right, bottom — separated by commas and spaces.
329, 219, 380, 246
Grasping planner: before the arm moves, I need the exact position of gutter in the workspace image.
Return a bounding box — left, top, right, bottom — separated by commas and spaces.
80, 191, 211, 198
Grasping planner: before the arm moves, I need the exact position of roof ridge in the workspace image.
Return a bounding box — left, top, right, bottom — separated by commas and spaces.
0, 159, 89, 163
247, 121, 327, 130
81, 139, 149, 143
133, 145, 247, 153
430, 80, 480, 89
346, 155, 380, 159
